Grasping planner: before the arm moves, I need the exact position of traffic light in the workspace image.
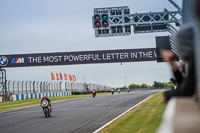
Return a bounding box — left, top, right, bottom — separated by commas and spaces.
93, 14, 109, 28
93, 6, 131, 37
94, 15, 101, 28
95, 21, 101, 28
102, 14, 109, 27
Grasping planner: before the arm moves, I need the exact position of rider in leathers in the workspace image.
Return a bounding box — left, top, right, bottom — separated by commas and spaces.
41, 95, 52, 111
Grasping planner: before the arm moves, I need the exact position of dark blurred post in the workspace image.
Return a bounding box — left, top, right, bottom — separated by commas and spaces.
194, 0, 200, 104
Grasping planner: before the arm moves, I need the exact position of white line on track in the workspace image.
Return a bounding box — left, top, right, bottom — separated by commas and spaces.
0, 101, 39, 108
93, 94, 154, 133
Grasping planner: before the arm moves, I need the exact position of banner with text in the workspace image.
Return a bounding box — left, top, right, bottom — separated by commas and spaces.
0, 48, 156, 68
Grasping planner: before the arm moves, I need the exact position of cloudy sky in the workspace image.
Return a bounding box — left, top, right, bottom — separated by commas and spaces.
0, 0, 182, 88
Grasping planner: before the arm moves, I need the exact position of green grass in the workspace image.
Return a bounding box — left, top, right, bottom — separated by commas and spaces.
100, 92, 166, 133
0, 92, 111, 112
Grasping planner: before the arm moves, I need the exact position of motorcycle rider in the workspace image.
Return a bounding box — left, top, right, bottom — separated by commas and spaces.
118, 89, 121, 93
41, 95, 52, 112
111, 88, 114, 95
92, 89, 96, 97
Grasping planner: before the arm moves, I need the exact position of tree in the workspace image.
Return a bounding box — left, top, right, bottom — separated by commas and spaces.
153, 81, 159, 88
141, 83, 148, 88
128, 81, 172, 89
128, 84, 137, 89
152, 81, 173, 88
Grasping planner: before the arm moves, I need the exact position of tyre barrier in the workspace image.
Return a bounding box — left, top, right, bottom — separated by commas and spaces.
12, 91, 71, 101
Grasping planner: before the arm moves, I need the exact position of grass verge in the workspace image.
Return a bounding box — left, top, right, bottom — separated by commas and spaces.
100, 92, 166, 133
0, 92, 111, 112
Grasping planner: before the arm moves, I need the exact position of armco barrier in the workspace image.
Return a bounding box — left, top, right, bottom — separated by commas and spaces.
12, 91, 71, 101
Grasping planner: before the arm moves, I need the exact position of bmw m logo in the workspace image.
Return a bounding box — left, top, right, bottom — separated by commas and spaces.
11, 58, 24, 64
0, 56, 8, 66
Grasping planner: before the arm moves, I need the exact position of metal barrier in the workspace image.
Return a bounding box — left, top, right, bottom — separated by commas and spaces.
1, 81, 113, 95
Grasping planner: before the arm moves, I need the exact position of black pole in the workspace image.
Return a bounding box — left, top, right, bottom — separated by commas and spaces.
17, 81, 20, 94
26, 81, 28, 94
22, 81, 24, 94
13, 81, 15, 95
33, 81, 36, 93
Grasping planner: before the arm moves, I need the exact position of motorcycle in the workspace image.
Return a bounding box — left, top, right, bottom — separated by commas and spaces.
118, 89, 121, 94
111, 90, 114, 95
41, 99, 52, 118
92, 90, 96, 98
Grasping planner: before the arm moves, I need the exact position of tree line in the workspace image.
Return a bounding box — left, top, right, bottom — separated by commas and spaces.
128, 81, 173, 89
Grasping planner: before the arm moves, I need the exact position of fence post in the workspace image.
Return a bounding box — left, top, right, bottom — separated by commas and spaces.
40, 82, 42, 93
51, 82, 53, 92
37, 81, 39, 93
53, 82, 55, 92
71, 82, 73, 92
26, 81, 28, 94
65, 81, 67, 91
8, 81, 11, 94
56, 82, 58, 92
21, 81, 24, 94
33, 81, 36, 93
13, 81, 15, 94
30, 81, 32, 93
43, 82, 45, 93
17, 81, 20, 94
60, 81, 62, 92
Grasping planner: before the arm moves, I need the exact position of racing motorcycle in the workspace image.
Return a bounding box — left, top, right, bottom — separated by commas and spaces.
111, 90, 114, 95
41, 99, 52, 118
92, 90, 96, 98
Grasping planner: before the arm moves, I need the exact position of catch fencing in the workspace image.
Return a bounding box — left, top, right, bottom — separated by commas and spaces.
0, 81, 113, 101
0, 81, 112, 99
2, 81, 112, 95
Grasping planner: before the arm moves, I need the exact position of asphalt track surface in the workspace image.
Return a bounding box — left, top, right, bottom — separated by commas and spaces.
0, 89, 164, 133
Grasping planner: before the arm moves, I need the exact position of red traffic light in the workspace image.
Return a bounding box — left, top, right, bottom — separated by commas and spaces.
94, 21, 101, 28
102, 21, 108, 27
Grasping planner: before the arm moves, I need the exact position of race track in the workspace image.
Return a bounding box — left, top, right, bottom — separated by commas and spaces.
0, 89, 164, 133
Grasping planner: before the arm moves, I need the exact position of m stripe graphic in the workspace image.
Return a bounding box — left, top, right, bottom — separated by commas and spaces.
11, 58, 17, 63
11, 58, 24, 63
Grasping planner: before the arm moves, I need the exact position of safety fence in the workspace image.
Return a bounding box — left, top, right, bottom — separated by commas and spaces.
2, 81, 112, 95
0, 81, 113, 102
